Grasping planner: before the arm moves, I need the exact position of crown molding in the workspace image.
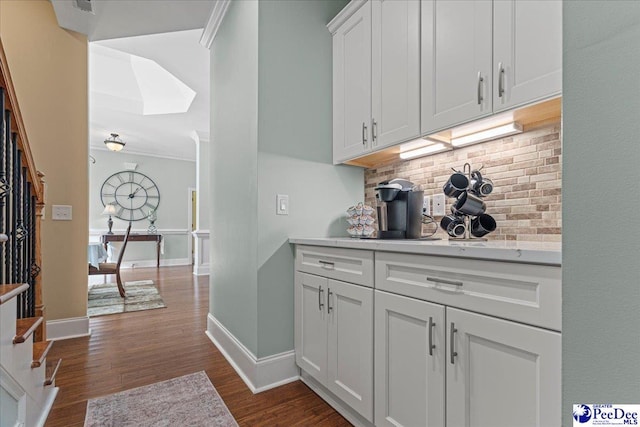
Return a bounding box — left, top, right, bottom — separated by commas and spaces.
89, 145, 196, 163
200, 0, 231, 49
327, 0, 367, 34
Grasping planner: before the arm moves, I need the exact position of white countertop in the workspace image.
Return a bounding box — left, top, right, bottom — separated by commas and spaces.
289, 237, 561, 266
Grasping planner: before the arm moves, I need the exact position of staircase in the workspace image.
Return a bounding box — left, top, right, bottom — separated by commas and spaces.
0, 37, 60, 426
1, 283, 59, 427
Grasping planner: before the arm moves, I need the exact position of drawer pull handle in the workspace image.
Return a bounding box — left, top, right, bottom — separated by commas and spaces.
318, 260, 335, 269
318, 287, 324, 311
428, 317, 436, 356
450, 322, 458, 365
327, 288, 333, 313
426, 277, 463, 287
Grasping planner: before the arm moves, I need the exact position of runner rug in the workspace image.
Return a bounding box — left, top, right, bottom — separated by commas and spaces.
87, 280, 166, 317
84, 371, 238, 427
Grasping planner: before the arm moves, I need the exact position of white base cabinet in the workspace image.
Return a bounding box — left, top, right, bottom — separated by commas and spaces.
374, 290, 445, 427
295, 271, 374, 423
447, 307, 561, 427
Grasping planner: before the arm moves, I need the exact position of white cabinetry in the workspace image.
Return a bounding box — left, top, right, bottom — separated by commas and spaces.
374, 290, 445, 427
493, 0, 562, 112
447, 308, 561, 427
294, 246, 375, 424
420, 0, 493, 133
330, 0, 420, 163
332, 1, 372, 162
421, 0, 562, 135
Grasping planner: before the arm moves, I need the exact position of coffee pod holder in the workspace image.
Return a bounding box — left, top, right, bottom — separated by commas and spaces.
443, 163, 494, 241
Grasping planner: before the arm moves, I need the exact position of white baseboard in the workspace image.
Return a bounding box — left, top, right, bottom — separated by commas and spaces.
120, 258, 191, 269
46, 317, 91, 341
193, 264, 210, 276
36, 387, 58, 427
205, 313, 299, 393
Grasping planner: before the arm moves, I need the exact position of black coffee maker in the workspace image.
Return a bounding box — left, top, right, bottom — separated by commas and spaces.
375, 179, 425, 239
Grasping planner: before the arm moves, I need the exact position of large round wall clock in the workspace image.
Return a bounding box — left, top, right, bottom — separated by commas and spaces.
100, 171, 160, 221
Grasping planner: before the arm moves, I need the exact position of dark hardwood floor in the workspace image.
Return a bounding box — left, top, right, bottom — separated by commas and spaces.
45, 266, 350, 426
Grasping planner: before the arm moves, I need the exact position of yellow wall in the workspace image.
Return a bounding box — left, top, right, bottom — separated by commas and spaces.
0, 0, 89, 321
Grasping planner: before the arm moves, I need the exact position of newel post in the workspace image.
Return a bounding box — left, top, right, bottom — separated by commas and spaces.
34, 171, 45, 342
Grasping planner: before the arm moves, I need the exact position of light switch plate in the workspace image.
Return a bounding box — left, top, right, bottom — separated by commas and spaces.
52, 205, 72, 221
432, 195, 446, 216
276, 194, 289, 215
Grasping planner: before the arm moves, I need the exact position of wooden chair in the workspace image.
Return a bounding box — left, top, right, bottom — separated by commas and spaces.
88, 223, 131, 297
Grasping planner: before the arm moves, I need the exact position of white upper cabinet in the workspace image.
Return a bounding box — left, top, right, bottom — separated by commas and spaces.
493, 0, 562, 112
332, 2, 372, 163
421, 0, 493, 134
372, 0, 421, 149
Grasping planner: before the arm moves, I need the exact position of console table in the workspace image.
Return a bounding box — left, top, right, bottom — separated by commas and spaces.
101, 233, 162, 268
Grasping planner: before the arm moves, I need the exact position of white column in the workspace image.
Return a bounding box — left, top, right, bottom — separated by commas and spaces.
191, 131, 211, 276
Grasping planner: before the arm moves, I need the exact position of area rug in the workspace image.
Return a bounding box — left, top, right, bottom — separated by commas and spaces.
84, 371, 238, 427
87, 280, 166, 317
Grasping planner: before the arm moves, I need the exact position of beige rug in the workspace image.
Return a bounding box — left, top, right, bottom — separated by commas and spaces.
87, 280, 166, 317
84, 371, 238, 427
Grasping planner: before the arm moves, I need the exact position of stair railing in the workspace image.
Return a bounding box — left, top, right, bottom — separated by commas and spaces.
0, 40, 46, 341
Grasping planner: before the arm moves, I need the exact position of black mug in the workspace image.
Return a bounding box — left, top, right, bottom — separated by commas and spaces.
471, 214, 497, 237
440, 215, 466, 237
443, 173, 469, 198
470, 170, 494, 197
454, 191, 486, 216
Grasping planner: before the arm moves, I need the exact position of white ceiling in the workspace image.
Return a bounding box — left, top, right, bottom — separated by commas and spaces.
51, 0, 215, 42
89, 29, 210, 161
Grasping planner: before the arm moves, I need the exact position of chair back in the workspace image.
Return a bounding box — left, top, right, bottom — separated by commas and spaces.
116, 223, 132, 268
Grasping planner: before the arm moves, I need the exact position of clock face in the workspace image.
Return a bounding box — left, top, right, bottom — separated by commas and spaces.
100, 171, 160, 221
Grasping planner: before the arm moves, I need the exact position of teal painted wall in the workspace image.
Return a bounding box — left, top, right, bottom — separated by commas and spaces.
210, 0, 362, 358
210, 0, 260, 355
562, 1, 640, 423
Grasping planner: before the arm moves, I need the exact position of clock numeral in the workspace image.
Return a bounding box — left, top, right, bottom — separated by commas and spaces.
117, 207, 125, 218
103, 193, 115, 197
116, 174, 125, 184
146, 195, 159, 199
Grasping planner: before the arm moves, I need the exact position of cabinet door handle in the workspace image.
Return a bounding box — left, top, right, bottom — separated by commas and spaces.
428, 316, 436, 356
498, 62, 505, 98
362, 122, 368, 145
318, 260, 334, 269
327, 288, 333, 313
477, 72, 484, 105
372, 119, 377, 145
318, 287, 324, 311
426, 276, 463, 287
450, 322, 458, 364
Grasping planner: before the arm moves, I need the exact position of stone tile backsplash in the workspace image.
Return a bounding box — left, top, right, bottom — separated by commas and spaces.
364, 121, 562, 242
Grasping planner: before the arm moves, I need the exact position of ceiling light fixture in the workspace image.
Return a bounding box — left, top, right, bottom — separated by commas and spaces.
399, 143, 449, 160
104, 133, 125, 152
451, 122, 523, 147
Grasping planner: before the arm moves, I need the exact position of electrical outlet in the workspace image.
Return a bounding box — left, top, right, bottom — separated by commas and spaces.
433, 194, 446, 216
423, 195, 431, 215
52, 205, 72, 221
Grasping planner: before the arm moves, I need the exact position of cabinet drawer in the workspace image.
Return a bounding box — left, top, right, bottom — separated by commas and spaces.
375, 251, 561, 330
296, 245, 374, 287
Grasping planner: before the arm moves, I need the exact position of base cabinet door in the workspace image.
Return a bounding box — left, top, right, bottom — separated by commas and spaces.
446, 307, 561, 427
327, 279, 374, 422
493, 0, 562, 111
294, 272, 328, 383
374, 290, 445, 427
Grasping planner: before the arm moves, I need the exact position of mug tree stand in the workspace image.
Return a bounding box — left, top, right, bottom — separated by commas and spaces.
448, 162, 490, 242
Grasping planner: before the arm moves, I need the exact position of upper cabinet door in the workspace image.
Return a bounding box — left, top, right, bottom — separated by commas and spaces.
493, 0, 562, 112
332, 2, 372, 164
371, 0, 421, 149
421, 0, 493, 134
